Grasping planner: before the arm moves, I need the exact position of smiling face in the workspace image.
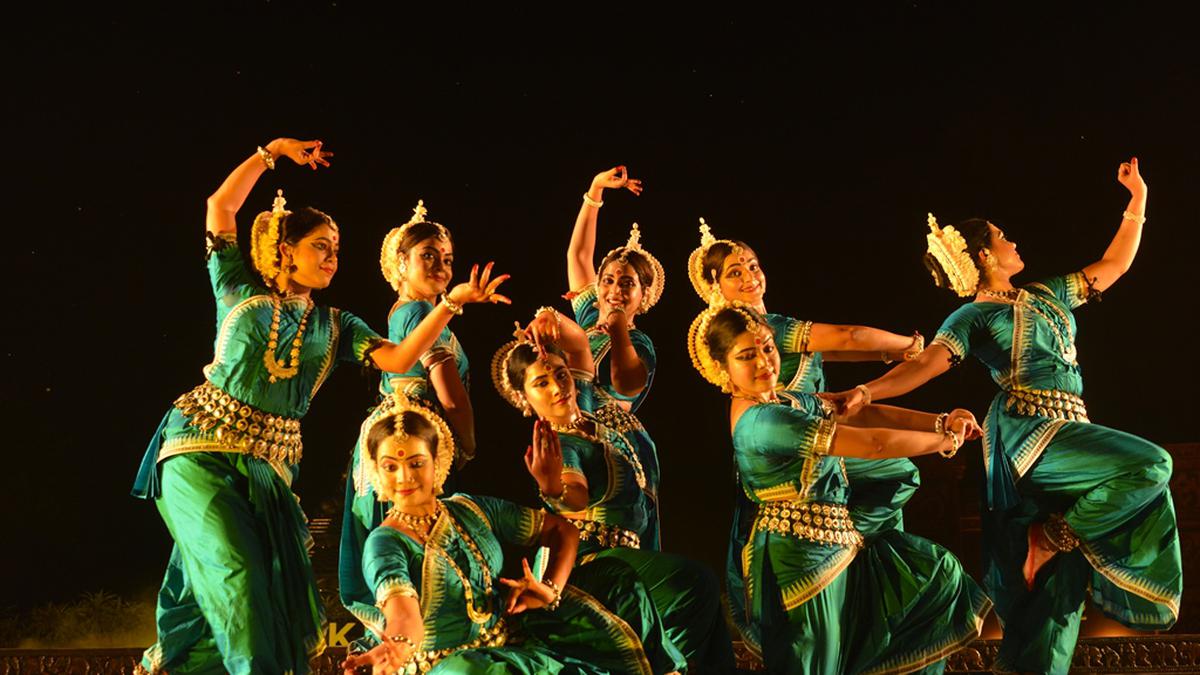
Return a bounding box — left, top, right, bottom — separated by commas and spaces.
721, 324, 780, 396
281, 223, 339, 290
596, 259, 645, 320
374, 433, 437, 513
402, 235, 454, 300
520, 353, 579, 424
981, 223, 1024, 279
716, 246, 767, 306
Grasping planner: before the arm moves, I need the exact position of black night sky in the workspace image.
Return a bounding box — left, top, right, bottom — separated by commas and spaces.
4, 5, 1197, 615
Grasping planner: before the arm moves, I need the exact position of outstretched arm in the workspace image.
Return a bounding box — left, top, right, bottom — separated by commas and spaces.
566, 166, 643, 291
807, 322, 921, 357
339, 594, 423, 674
1081, 157, 1148, 293
830, 414, 974, 460
371, 263, 511, 373
825, 343, 954, 414
206, 138, 331, 236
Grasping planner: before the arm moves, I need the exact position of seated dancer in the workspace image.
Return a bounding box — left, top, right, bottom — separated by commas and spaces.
689, 302, 992, 674
565, 166, 667, 549
341, 394, 673, 675
828, 158, 1181, 674
687, 219, 927, 659
493, 311, 735, 673
131, 138, 495, 675
340, 201, 510, 644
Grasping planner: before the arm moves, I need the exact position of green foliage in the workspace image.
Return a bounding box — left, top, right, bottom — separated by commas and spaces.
0, 590, 156, 648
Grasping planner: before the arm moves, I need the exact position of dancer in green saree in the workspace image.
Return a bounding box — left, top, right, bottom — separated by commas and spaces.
131, 138, 483, 675
686, 219, 927, 658
690, 302, 992, 674
340, 201, 511, 644
828, 158, 1181, 673
492, 309, 734, 673
341, 394, 670, 675
564, 166, 667, 549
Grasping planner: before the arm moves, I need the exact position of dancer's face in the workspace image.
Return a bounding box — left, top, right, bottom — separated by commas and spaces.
521, 353, 579, 425
597, 260, 644, 321
281, 223, 339, 290
982, 224, 1024, 278
375, 434, 437, 512
722, 325, 780, 396
403, 235, 454, 300
717, 247, 766, 306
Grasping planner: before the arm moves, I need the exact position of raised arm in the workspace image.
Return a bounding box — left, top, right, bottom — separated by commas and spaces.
1081, 157, 1148, 293
566, 167, 643, 291
206, 138, 331, 236
526, 309, 596, 377
525, 420, 591, 512
370, 263, 511, 373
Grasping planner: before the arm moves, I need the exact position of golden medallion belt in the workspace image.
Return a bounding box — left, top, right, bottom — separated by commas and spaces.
174, 381, 304, 464
755, 500, 863, 549
1004, 387, 1089, 423
405, 619, 508, 673
570, 519, 641, 549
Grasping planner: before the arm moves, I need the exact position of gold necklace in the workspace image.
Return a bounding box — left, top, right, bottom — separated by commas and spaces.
553, 414, 646, 491
549, 415, 589, 435
388, 501, 443, 534
428, 509, 494, 624
264, 294, 315, 383
733, 393, 778, 405
978, 288, 1020, 302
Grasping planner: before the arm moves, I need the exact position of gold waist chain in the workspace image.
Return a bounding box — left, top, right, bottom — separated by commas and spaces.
405, 619, 508, 673
754, 500, 863, 549
173, 381, 304, 464
1005, 387, 1089, 423
570, 518, 641, 549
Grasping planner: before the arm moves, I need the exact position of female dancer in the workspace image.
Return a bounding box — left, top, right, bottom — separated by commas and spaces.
687, 220, 926, 657
340, 201, 508, 640
130, 138, 506, 675
689, 302, 992, 674
340, 394, 670, 675
566, 166, 667, 548
493, 310, 734, 673
828, 158, 1180, 673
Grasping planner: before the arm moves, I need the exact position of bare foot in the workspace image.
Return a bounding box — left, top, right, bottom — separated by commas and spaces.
1022, 522, 1057, 591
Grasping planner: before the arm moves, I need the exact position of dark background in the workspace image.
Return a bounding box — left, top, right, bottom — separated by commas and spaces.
4, 4, 1197, 613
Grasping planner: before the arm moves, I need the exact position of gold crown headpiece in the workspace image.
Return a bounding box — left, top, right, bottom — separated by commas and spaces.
687, 300, 767, 392
380, 200, 451, 292
925, 213, 980, 297
250, 189, 291, 289
599, 223, 666, 313
687, 217, 743, 305
490, 324, 539, 416
353, 391, 456, 499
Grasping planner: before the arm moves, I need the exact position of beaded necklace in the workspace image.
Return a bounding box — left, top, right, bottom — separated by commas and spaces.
264, 294, 315, 383
553, 415, 647, 490
388, 501, 443, 535
429, 510, 494, 625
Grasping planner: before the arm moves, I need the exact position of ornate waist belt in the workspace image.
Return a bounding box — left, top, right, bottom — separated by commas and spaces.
591, 401, 644, 433
570, 518, 641, 549
173, 381, 304, 464
405, 619, 508, 672
754, 500, 863, 549
1004, 387, 1089, 423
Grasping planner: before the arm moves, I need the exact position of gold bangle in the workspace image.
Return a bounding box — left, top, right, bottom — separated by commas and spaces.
582, 193, 603, 208
939, 428, 961, 458
440, 294, 464, 316
854, 384, 872, 405
256, 146, 276, 170
1122, 210, 1146, 225
388, 632, 418, 650
541, 578, 564, 611
934, 412, 949, 434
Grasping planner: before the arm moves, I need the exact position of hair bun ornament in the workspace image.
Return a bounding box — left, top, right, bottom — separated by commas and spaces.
686, 217, 739, 305
600, 222, 666, 314
687, 300, 764, 392
353, 391, 456, 498
490, 320, 539, 414
925, 213, 980, 297
380, 199, 452, 292
251, 189, 291, 288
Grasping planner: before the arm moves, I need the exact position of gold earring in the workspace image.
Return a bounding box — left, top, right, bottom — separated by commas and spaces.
981, 249, 998, 272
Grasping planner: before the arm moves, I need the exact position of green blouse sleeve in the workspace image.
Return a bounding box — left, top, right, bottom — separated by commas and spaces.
570, 283, 600, 330
391, 300, 457, 370
773, 315, 814, 353
558, 434, 589, 481
207, 233, 265, 310
735, 403, 837, 497
1027, 272, 1090, 310
362, 529, 419, 607
466, 494, 545, 548
931, 304, 983, 364
628, 330, 658, 373
336, 308, 386, 366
